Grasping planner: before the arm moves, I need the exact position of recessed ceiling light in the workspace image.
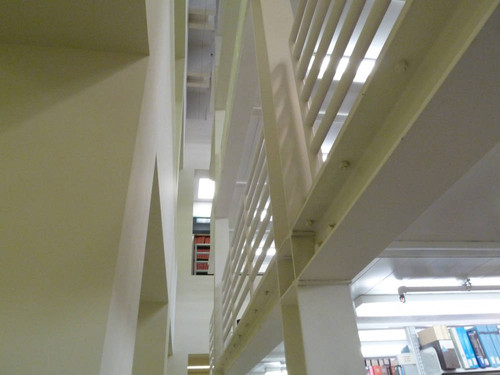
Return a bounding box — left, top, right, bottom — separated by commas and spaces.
356, 294, 500, 317
198, 178, 215, 200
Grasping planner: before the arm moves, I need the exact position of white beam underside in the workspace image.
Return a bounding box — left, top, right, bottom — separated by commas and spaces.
382, 241, 500, 258
299, 3, 500, 282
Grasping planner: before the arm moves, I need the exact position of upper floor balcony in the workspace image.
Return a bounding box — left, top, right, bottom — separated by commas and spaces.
207, 1, 500, 374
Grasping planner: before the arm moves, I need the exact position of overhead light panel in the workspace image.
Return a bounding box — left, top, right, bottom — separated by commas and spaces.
198, 178, 215, 200
398, 278, 500, 302
187, 365, 211, 370
356, 292, 500, 317
265, 370, 287, 375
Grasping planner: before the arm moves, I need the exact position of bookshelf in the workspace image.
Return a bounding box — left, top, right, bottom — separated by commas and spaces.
193, 234, 211, 275
361, 325, 500, 375
192, 217, 211, 276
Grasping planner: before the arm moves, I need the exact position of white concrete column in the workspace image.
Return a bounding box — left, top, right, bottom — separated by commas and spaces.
296, 284, 365, 375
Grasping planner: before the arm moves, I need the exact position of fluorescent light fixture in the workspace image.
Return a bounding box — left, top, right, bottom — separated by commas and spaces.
470, 277, 500, 286
265, 362, 283, 367
397, 278, 500, 302
198, 178, 215, 199
187, 365, 211, 370
361, 342, 408, 358
265, 370, 287, 375
317, 56, 375, 83
358, 329, 407, 342
356, 294, 500, 317
196, 217, 210, 224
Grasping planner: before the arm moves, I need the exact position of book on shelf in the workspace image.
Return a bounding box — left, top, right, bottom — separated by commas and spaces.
394, 365, 405, 375
365, 358, 397, 375
488, 325, 500, 361
418, 326, 460, 370
448, 327, 470, 369
474, 325, 500, 367
421, 340, 460, 370
456, 326, 480, 368
417, 324, 500, 370
449, 326, 479, 368
468, 328, 491, 368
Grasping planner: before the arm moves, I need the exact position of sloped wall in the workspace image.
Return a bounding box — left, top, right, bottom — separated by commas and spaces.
0, 44, 148, 375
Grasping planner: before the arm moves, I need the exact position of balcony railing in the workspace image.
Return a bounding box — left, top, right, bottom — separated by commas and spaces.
290, 0, 403, 163
210, 0, 496, 373
220, 130, 275, 347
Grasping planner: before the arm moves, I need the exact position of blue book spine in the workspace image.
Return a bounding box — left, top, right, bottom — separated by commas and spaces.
456, 326, 479, 368
476, 325, 500, 367
487, 325, 500, 363
468, 328, 490, 368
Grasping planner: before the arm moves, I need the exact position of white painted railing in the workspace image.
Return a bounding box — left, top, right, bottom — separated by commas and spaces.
220, 131, 275, 346
290, 0, 403, 161
209, 311, 215, 374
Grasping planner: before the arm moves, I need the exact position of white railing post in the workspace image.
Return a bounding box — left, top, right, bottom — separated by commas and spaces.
252, 0, 316, 235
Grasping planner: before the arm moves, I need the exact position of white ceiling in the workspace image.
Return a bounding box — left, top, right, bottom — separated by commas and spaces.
398, 142, 500, 242
351, 2, 500, 297
184, 0, 217, 170
351, 141, 500, 299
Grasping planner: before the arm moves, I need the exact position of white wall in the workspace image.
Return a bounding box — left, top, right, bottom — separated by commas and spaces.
0, 44, 148, 375
100, 0, 179, 374
132, 302, 169, 375
168, 168, 215, 374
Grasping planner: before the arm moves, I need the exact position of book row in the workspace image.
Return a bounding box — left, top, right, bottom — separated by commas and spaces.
418, 325, 500, 370
364, 357, 404, 375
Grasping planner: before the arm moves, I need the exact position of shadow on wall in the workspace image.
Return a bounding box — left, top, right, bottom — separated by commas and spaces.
271, 63, 312, 221
0, 44, 146, 134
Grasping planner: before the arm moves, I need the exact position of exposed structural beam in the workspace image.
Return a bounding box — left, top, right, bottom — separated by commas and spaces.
382, 241, 500, 258
296, 1, 500, 282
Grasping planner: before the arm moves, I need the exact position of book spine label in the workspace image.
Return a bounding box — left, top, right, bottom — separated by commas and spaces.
457, 326, 478, 368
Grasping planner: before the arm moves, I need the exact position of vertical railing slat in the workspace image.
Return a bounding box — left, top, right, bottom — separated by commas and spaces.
304, 0, 366, 127
292, 0, 319, 59
219, 128, 275, 347
310, 0, 391, 154
295, 0, 331, 80
289, 0, 308, 44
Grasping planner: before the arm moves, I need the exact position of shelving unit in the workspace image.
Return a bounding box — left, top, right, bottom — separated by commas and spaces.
364, 325, 500, 375
193, 234, 211, 275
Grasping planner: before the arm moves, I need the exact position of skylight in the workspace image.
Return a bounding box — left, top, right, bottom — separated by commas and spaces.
198, 178, 215, 200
